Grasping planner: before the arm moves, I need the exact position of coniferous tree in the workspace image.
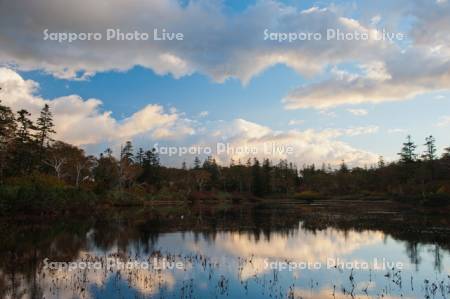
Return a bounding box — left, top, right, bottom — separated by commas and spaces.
422, 135, 437, 161
0, 99, 16, 180
119, 141, 138, 188
16, 109, 35, 144
36, 104, 55, 151
398, 135, 417, 163
139, 148, 160, 185
421, 135, 438, 181
14, 109, 37, 174
2, 99, 450, 203
0, 101, 16, 147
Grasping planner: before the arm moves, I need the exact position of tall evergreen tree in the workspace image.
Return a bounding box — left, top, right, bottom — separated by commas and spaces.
139, 148, 161, 185
36, 104, 55, 150
14, 109, 37, 174
0, 102, 16, 146
0, 99, 16, 181
398, 135, 417, 163
16, 109, 36, 144
422, 135, 437, 161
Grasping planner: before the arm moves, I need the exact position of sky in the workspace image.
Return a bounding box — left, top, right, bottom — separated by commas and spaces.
0, 0, 449, 167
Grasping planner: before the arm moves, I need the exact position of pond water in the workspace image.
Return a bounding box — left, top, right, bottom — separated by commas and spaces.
1, 201, 450, 299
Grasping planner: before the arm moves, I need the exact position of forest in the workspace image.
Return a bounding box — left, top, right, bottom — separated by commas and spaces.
1, 100, 450, 214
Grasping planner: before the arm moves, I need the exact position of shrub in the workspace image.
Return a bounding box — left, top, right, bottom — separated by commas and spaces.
0, 173, 98, 214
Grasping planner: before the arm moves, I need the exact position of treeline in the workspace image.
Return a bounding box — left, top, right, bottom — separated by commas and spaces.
300, 135, 450, 202
0, 100, 300, 211
1, 99, 450, 212
91, 143, 300, 197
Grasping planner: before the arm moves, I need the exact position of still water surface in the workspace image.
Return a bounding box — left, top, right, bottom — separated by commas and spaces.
1, 202, 449, 299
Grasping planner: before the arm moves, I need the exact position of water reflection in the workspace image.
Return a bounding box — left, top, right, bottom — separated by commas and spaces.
1, 202, 450, 298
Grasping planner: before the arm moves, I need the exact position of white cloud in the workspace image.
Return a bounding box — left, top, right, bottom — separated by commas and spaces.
166, 120, 379, 167
0, 68, 192, 146
283, 47, 450, 109
1, 0, 450, 110
347, 108, 368, 116
0, 68, 378, 167
0, 0, 400, 84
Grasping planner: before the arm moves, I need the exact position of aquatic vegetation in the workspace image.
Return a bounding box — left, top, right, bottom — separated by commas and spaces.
1, 202, 450, 298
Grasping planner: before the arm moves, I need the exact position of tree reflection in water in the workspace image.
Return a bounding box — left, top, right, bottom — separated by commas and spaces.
1, 201, 450, 298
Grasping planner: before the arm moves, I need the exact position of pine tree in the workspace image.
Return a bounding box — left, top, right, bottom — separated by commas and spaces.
139, 148, 161, 184
14, 109, 38, 174
118, 141, 139, 189
0, 98, 16, 181
36, 104, 55, 149
422, 135, 437, 161
398, 135, 417, 163
16, 109, 36, 144
0, 102, 16, 147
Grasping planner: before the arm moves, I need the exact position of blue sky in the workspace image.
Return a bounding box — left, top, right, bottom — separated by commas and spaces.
1, 0, 450, 166
19, 64, 450, 161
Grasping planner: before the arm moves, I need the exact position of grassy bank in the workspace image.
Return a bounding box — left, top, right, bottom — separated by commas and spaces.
0, 174, 263, 216
1, 173, 450, 217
